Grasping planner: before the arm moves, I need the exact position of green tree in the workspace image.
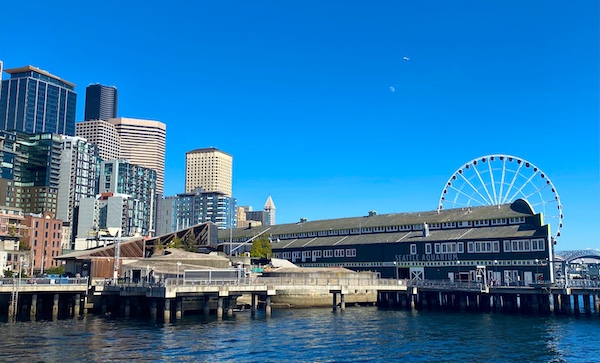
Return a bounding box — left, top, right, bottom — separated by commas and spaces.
182, 233, 196, 252
168, 236, 182, 249
45, 266, 65, 275
250, 236, 272, 258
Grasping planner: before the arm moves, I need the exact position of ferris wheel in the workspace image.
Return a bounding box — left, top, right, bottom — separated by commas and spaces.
437, 154, 563, 242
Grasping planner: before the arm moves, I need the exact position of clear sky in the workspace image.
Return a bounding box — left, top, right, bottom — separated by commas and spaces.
1, 1, 598, 251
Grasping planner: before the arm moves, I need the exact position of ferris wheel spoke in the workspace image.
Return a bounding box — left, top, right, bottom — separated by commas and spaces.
520, 181, 552, 202
487, 159, 499, 205
471, 162, 496, 206
498, 158, 508, 205
457, 171, 493, 205
439, 154, 562, 243
506, 169, 541, 203
501, 163, 524, 204
446, 184, 489, 206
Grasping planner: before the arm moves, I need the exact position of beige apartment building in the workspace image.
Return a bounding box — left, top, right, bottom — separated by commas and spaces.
75, 119, 121, 161
185, 148, 232, 196
107, 117, 166, 196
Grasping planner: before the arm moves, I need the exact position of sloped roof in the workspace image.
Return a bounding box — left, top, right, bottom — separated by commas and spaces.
219, 200, 538, 242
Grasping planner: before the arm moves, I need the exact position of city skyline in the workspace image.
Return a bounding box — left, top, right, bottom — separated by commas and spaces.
0, 1, 597, 250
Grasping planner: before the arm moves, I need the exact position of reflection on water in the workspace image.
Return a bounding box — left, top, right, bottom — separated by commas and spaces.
1, 307, 599, 362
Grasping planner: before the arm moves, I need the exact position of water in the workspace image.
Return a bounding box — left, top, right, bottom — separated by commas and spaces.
1, 307, 599, 363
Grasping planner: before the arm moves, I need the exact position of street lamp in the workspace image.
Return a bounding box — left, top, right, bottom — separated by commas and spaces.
535, 259, 540, 281
456, 260, 461, 282
393, 261, 398, 279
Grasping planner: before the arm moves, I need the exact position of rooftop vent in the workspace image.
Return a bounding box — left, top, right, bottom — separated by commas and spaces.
423, 223, 430, 237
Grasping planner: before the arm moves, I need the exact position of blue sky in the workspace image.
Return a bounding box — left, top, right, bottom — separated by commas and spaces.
1, 1, 598, 251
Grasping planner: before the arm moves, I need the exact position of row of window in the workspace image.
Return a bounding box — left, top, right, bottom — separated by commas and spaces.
276, 248, 358, 260
229, 217, 528, 243
274, 238, 546, 262
301, 259, 545, 268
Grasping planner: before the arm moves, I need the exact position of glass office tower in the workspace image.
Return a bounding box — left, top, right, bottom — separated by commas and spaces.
84, 84, 118, 121
0, 65, 77, 136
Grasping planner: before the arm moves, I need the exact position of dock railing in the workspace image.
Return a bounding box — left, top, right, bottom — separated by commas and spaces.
0, 277, 89, 286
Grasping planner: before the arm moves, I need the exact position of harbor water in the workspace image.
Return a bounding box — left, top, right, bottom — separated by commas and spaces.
1, 307, 599, 363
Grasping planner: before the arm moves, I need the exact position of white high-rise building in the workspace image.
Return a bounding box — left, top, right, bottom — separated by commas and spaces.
75, 119, 121, 161
185, 147, 232, 196
57, 135, 100, 247
264, 195, 276, 226
108, 117, 166, 197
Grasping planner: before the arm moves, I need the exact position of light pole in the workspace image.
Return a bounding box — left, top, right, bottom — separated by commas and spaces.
456, 260, 461, 282
393, 261, 398, 279
535, 258, 539, 281
176, 261, 181, 284
493, 260, 498, 285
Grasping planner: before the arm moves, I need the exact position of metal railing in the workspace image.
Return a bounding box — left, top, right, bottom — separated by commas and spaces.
93, 276, 408, 288
90, 276, 600, 291
0, 277, 89, 286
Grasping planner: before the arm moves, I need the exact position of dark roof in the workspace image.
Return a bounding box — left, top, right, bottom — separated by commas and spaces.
269, 224, 544, 249
219, 200, 538, 242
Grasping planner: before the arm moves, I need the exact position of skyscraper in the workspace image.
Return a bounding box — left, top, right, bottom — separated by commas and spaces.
11, 132, 63, 215
75, 119, 121, 161
107, 117, 166, 196
264, 195, 276, 226
57, 135, 100, 245
84, 84, 117, 121
0, 65, 77, 136
97, 159, 157, 236
185, 147, 232, 196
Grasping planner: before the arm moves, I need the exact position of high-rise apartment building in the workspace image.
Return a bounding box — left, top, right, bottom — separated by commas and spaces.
13, 132, 63, 215
185, 148, 232, 196
84, 84, 118, 121
107, 117, 166, 196
0, 131, 17, 207
98, 159, 157, 236
157, 188, 236, 234
0, 65, 76, 136
57, 136, 100, 246
75, 119, 121, 161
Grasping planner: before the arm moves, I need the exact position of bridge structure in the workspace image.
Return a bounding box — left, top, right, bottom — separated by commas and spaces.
2, 276, 599, 321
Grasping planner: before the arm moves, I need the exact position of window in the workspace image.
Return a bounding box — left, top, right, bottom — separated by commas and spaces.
346, 249, 356, 257
425, 243, 432, 254
334, 249, 345, 257
410, 244, 417, 255
323, 250, 333, 258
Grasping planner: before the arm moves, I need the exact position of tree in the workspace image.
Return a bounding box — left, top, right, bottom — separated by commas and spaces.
45, 266, 65, 275
250, 236, 272, 258
168, 236, 182, 249
182, 233, 197, 252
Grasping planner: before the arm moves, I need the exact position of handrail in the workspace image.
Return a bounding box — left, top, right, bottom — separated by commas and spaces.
0, 277, 89, 286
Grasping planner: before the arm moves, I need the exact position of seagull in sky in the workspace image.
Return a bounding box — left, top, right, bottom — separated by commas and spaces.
403, 56, 410, 61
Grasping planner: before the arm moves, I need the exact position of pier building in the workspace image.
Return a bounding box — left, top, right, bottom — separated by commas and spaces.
218, 199, 556, 286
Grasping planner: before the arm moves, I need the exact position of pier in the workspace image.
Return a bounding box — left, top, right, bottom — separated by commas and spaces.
2, 276, 599, 321
0, 277, 89, 320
